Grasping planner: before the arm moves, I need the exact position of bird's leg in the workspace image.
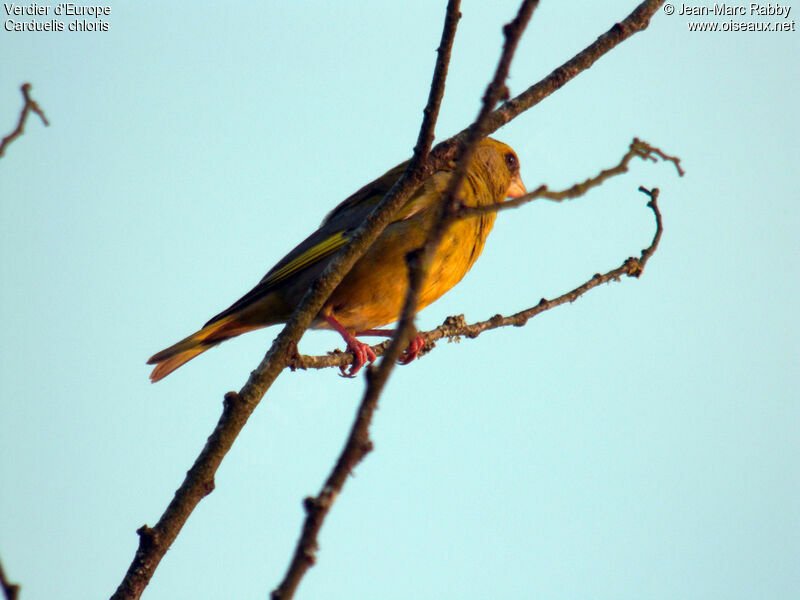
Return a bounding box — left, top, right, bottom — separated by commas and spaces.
324, 314, 377, 377
355, 329, 395, 336
356, 329, 426, 365
397, 334, 426, 365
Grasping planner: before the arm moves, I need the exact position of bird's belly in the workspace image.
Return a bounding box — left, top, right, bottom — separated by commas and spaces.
320, 217, 492, 332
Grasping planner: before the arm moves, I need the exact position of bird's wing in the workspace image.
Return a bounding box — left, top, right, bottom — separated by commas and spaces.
203, 226, 350, 327
204, 162, 449, 328
320, 161, 409, 229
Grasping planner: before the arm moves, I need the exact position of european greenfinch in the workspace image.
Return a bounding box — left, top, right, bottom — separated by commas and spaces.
148, 137, 525, 381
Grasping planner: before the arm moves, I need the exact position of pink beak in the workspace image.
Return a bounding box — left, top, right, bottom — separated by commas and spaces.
506, 173, 527, 199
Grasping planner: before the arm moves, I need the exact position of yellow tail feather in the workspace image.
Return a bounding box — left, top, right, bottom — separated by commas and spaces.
147, 315, 259, 382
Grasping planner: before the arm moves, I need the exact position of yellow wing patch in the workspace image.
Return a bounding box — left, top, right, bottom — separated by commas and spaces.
264, 231, 349, 286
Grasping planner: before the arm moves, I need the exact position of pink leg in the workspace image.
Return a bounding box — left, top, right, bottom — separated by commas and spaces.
356, 329, 426, 365
325, 314, 377, 377
356, 329, 395, 337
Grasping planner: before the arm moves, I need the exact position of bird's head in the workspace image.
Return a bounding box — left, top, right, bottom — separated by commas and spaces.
474, 138, 527, 202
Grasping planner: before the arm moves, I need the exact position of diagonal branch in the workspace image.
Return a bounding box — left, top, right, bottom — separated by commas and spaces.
270, 3, 463, 599
0, 83, 49, 158
111, 95, 430, 600
112, 3, 462, 599
482, 0, 666, 134
388, 186, 665, 354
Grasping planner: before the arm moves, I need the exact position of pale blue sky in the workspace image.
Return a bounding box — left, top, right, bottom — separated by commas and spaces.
1, 2, 798, 599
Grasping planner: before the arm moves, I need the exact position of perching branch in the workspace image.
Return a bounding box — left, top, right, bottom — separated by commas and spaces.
289, 138, 680, 371
114, 1, 669, 598
321, 185, 666, 360
0, 83, 49, 158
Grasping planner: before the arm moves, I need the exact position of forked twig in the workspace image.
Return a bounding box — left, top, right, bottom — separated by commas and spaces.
0, 83, 49, 158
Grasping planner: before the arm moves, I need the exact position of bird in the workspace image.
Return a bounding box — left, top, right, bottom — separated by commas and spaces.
147, 137, 525, 382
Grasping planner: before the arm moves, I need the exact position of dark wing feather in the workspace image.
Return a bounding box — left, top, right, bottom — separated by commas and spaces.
320, 160, 409, 230
204, 161, 410, 328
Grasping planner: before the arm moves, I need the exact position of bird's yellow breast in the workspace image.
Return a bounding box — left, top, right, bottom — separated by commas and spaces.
321, 211, 496, 332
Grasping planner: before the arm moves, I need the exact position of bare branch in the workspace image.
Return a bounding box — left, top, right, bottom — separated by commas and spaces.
429, 0, 666, 166
111, 106, 432, 600
113, 4, 464, 600
300, 187, 664, 368
0, 83, 49, 158
431, 0, 540, 191
456, 137, 683, 217
413, 0, 462, 159
484, 0, 666, 134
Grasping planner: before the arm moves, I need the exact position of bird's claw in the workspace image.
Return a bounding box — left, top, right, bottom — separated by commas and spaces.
397, 334, 426, 365
339, 340, 377, 377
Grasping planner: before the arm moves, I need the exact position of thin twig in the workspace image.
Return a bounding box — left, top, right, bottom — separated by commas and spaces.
457, 137, 683, 217
292, 190, 665, 369
290, 138, 678, 371
315, 186, 663, 366
426, 186, 665, 337
0, 83, 49, 158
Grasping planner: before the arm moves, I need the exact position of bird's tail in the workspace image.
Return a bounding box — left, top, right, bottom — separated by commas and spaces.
147, 314, 260, 382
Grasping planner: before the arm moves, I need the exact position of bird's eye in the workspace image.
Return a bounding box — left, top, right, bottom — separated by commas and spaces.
504, 152, 518, 171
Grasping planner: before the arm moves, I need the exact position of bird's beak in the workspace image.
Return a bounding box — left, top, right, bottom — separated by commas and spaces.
505, 173, 527, 199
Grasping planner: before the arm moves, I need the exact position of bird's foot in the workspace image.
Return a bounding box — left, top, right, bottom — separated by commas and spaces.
339, 339, 377, 378
325, 313, 378, 377
398, 333, 426, 365
355, 328, 426, 366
